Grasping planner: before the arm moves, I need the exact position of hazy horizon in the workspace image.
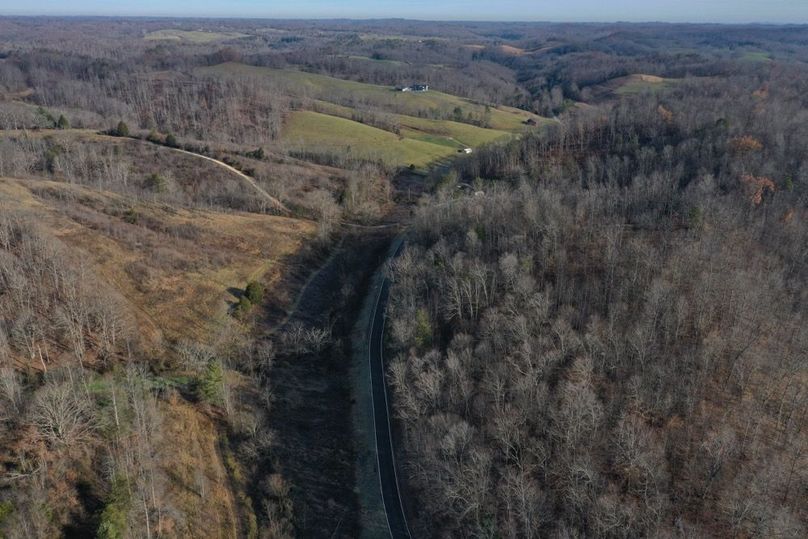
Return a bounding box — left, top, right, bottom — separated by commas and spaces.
1, 0, 806, 24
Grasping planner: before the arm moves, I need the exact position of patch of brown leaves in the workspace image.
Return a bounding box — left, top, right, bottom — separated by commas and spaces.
740, 174, 776, 205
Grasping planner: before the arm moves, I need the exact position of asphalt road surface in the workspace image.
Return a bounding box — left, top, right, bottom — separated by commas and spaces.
368, 238, 411, 539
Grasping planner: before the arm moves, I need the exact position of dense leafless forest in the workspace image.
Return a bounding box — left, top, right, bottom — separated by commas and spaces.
0, 15, 805, 539
389, 35, 808, 539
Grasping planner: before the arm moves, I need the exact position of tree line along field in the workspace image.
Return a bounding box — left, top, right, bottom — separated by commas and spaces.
198, 62, 539, 130
198, 62, 545, 169
0, 16, 805, 539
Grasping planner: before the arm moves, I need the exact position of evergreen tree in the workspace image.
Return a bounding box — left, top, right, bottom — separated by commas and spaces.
199, 359, 225, 404
114, 121, 129, 137
245, 281, 265, 304
165, 133, 178, 148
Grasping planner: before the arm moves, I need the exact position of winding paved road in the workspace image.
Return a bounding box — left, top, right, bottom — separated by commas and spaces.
368, 237, 412, 539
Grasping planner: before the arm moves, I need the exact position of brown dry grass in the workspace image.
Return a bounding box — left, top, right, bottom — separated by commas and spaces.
0, 88, 34, 100
634, 74, 665, 83
0, 177, 316, 348
0, 170, 316, 537
496, 44, 525, 56
156, 397, 239, 538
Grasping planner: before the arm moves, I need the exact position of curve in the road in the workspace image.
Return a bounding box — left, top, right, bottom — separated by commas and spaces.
168, 147, 291, 215
368, 237, 411, 539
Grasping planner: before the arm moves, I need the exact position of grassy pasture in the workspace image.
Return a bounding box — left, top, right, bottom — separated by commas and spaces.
200, 62, 542, 131
201, 63, 548, 167
396, 114, 512, 147
283, 111, 458, 168
312, 99, 513, 148
145, 29, 249, 43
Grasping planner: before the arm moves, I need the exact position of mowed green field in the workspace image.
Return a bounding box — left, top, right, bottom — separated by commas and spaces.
312, 100, 513, 148
200, 62, 550, 168
284, 111, 459, 168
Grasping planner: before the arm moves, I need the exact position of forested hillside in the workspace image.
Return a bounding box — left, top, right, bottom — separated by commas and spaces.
388, 66, 807, 537
0, 16, 806, 538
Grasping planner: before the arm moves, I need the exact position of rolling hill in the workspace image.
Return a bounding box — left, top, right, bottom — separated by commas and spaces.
200, 62, 548, 168
0, 178, 315, 347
